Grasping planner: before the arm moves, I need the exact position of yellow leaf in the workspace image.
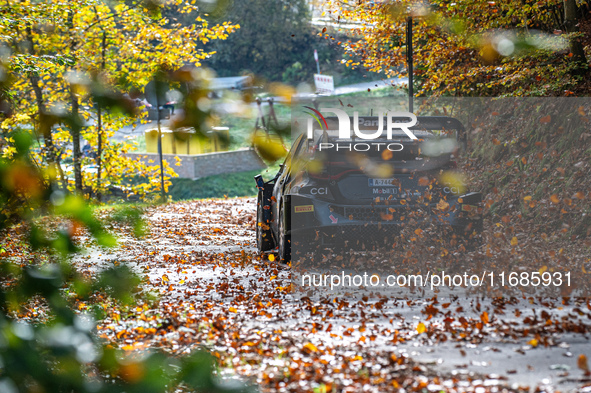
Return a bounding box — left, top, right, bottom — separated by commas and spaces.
229, 307, 237, 313
416, 322, 426, 334
524, 196, 532, 201
511, 236, 518, 246
251, 133, 287, 163
528, 338, 538, 347
303, 342, 318, 353
268, 254, 275, 262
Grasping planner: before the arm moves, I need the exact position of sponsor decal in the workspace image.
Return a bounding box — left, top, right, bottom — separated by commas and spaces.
372, 188, 398, 195
294, 205, 314, 213
310, 187, 328, 195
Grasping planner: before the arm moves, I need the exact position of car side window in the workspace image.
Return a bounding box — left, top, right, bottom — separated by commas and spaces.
283, 134, 305, 171
292, 135, 308, 161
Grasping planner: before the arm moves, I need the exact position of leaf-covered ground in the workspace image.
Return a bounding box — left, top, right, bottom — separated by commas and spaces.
67, 198, 591, 393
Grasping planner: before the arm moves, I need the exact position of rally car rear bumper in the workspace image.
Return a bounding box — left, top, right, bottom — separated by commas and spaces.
286, 192, 483, 242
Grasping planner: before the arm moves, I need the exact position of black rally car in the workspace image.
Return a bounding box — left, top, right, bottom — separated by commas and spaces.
255, 116, 483, 262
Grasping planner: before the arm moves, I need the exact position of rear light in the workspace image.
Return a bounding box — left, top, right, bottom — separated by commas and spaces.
254, 174, 265, 190
329, 168, 362, 181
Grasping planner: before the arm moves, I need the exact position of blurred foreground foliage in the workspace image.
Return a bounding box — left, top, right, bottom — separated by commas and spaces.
0, 0, 259, 388
0, 132, 254, 391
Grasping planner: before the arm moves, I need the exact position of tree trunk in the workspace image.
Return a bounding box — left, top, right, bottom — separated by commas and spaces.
564, 0, 588, 71
96, 105, 103, 201
69, 88, 83, 193
66, 6, 83, 193
28, 56, 66, 188
29, 76, 51, 148
96, 30, 107, 202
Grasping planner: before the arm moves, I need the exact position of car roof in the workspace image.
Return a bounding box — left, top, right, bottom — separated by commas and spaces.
314, 129, 434, 141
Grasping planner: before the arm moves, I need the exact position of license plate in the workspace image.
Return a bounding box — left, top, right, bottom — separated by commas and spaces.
368, 178, 399, 187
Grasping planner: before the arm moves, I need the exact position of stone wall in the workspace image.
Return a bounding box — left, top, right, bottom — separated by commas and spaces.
125, 148, 267, 179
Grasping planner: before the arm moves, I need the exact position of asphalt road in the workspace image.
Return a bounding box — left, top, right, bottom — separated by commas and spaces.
76, 198, 591, 392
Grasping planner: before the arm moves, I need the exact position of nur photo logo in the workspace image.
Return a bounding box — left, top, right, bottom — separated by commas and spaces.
303, 106, 419, 141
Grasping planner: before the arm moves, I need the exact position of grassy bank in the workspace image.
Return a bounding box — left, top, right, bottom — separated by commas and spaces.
168, 164, 281, 201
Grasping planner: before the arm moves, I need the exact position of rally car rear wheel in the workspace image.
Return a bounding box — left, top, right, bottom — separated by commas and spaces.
256, 191, 274, 252
278, 210, 291, 263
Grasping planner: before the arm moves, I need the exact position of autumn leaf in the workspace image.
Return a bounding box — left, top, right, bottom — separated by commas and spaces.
303, 342, 319, 353
578, 354, 590, 374
418, 177, 430, 186
528, 338, 538, 348
550, 194, 560, 204
480, 311, 489, 324
436, 199, 449, 210
416, 322, 426, 334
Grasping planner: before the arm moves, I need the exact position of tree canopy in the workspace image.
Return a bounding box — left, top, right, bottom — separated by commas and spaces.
1, 0, 238, 197
322, 0, 590, 96
204, 0, 321, 83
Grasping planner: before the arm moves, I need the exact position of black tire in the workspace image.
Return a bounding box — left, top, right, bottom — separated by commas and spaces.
278, 209, 291, 263
256, 191, 274, 252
